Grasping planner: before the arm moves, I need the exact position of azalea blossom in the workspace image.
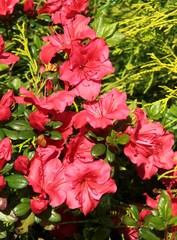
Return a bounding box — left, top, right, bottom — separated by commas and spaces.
0, 90, 15, 122
37, 0, 62, 14
30, 196, 49, 214
40, 14, 96, 64
14, 156, 29, 175
60, 38, 114, 87
63, 133, 95, 165
15, 86, 75, 115
0, 137, 12, 171
0, 176, 6, 191
124, 108, 175, 179
27, 156, 67, 207
0, 0, 19, 16
65, 160, 117, 215
23, 0, 34, 14
0, 35, 19, 64
28, 110, 50, 131
74, 89, 130, 129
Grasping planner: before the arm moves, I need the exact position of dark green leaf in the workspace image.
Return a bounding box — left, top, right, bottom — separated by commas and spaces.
13, 203, 30, 217
158, 191, 172, 221
48, 210, 61, 223
5, 174, 28, 189
144, 215, 166, 231
168, 215, 177, 226
91, 143, 106, 158
20, 198, 30, 204
18, 130, 35, 140
0, 129, 5, 140
116, 134, 130, 145
3, 128, 19, 140
0, 163, 13, 175
139, 227, 161, 240
46, 121, 63, 129
5, 120, 33, 131
130, 205, 139, 221
106, 147, 115, 163
121, 215, 138, 228
49, 131, 63, 140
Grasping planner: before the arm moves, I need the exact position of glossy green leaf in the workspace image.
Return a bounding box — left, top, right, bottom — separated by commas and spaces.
106, 147, 115, 163
116, 134, 130, 145
5, 174, 28, 189
5, 120, 33, 131
48, 210, 61, 223
13, 203, 30, 217
139, 227, 161, 240
0, 163, 13, 175
158, 190, 172, 221
121, 215, 138, 228
130, 205, 139, 221
18, 130, 35, 140
11, 77, 22, 90
3, 128, 19, 140
20, 198, 30, 204
144, 215, 166, 231
91, 143, 106, 158
49, 131, 63, 140
0, 129, 5, 140
106, 31, 125, 47
46, 121, 63, 129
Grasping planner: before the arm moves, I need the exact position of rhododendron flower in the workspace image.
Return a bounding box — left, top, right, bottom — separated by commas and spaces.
15, 87, 75, 115
23, 0, 34, 14
30, 196, 49, 214
28, 110, 50, 131
37, 0, 62, 14
0, 176, 6, 191
0, 137, 12, 170
0, 90, 14, 122
27, 157, 67, 207
0, 35, 19, 64
52, 0, 89, 24
74, 89, 130, 129
14, 156, 29, 175
60, 38, 114, 87
40, 15, 96, 64
63, 133, 95, 165
65, 160, 117, 215
124, 108, 175, 180
36, 145, 62, 164
0, 0, 19, 16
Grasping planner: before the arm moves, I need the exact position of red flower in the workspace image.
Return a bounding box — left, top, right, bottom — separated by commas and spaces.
0, 90, 14, 122
0, 137, 12, 170
15, 87, 75, 115
37, 0, 62, 15
23, 0, 34, 14
60, 39, 114, 90
27, 157, 67, 207
0, 35, 19, 64
74, 89, 130, 129
14, 156, 29, 175
124, 108, 175, 179
65, 160, 117, 215
30, 196, 49, 214
40, 14, 96, 64
0, 176, 6, 191
63, 133, 95, 165
0, 0, 19, 16
28, 110, 50, 131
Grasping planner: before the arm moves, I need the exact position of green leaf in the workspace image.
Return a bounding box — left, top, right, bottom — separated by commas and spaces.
116, 134, 130, 145
0, 64, 8, 71
0, 231, 7, 239
0, 163, 14, 175
91, 143, 106, 158
11, 77, 22, 90
18, 130, 35, 140
92, 227, 111, 240
5, 120, 33, 131
0, 129, 5, 141
20, 198, 30, 204
5, 174, 28, 189
0, 211, 17, 223
144, 215, 166, 231
16, 212, 35, 234
139, 227, 161, 240
106, 147, 115, 163
158, 191, 172, 221
13, 203, 30, 217
168, 216, 177, 226
106, 31, 125, 47
91, 14, 117, 39
3, 128, 19, 140
48, 210, 61, 223
130, 205, 139, 221
49, 131, 63, 140
121, 215, 138, 228
46, 121, 63, 129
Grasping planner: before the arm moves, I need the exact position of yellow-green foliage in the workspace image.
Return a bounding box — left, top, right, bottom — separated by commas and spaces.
100, 0, 177, 105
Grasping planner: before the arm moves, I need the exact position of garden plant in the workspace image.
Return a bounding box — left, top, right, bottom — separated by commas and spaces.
1, 0, 177, 239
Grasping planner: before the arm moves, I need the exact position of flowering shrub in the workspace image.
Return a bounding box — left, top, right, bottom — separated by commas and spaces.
0, 0, 177, 239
